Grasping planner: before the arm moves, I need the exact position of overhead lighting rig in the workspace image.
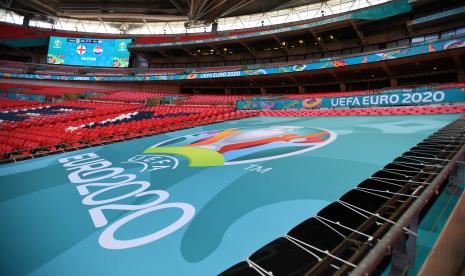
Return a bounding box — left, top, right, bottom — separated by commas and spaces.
31, 13, 55, 25
184, 20, 210, 29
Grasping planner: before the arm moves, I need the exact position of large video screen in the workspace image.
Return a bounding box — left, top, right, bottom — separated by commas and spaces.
47, 36, 132, 67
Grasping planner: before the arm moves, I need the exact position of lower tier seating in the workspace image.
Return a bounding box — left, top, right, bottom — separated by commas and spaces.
90, 91, 177, 103
0, 101, 257, 161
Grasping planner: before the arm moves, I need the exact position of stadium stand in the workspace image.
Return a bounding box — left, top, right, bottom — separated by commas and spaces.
1, 82, 464, 160
89, 91, 177, 103
0, 99, 256, 160
0, 99, 43, 110
1, 31, 462, 77
174, 95, 252, 106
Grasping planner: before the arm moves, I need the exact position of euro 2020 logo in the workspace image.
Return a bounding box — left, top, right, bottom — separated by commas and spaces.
142, 126, 337, 167
59, 126, 337, 250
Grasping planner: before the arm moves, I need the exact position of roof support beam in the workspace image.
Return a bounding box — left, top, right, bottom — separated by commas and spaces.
206, 43, 227, 60
196, 0, 227, 20
244, 75, 260, 86
379, 61, 397, 86
57, 13, 187, 20
190, 0, 211, 21
211, 79, 223, 87
309, 29, 325, 50
155, 49, 174, 62
328, 68, 341, 82
188, 0, 195, 19
6, 45, 33, 58
350, 20, 366, 45
284, 73, 299, 85
449, 52, 463, 70
15, 0, 56, 16
272, 34, 289, 55
0, 0, 14, 8
178, 46, 200, 62
168, 0, 185, 15
219, 0, 257, 18
195, 79, 224, 88
379, 61, 395, 79
238, 40, 256, 58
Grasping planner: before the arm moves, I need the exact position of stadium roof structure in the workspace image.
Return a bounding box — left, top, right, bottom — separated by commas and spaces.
1, 0, 392, 34
6, 0, 328, 22
0, 0, 391, 35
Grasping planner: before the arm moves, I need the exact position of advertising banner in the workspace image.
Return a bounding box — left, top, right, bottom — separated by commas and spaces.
321, 88, 465, 108
4, 93, 46, 102
236, 98, 322, 110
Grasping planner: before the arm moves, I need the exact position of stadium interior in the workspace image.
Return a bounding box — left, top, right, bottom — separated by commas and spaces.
1, 0, 465, 275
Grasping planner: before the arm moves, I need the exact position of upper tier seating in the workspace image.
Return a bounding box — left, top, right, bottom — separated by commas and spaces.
90, 91, 178, 103
175, 95, 252, 106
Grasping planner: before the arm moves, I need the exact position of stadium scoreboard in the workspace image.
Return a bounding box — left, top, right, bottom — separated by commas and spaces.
47, 36, 132, 67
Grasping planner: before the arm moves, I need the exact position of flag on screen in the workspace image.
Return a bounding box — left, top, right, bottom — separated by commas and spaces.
93, 46, 103, 55
76, 45, 86, 55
